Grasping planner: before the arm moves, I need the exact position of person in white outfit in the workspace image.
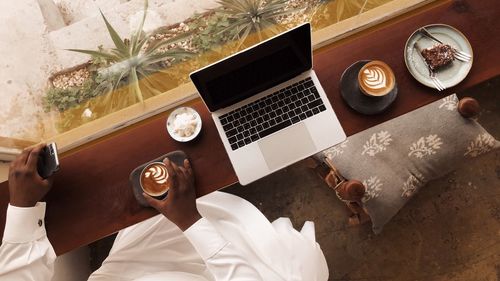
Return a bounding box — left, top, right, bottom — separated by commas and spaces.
0, 144, 329, 281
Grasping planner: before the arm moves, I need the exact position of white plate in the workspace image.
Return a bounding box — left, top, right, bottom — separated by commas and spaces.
166, 107, 202, 142
404, 24, 473, 90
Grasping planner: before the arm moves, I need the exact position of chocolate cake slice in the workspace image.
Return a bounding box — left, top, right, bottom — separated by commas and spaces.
421, 43, 455, 70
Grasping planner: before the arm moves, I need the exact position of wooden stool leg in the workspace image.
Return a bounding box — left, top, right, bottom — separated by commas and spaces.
337, 180, 365, 202
306, 157, 337, 188
307, 158, 371, 226
337, 180, 371, 226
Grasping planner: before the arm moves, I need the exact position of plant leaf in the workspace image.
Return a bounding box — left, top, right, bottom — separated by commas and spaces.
216, 18, 248, 36
136, 69, 164, 96
109, 49, 129, 61
267, 7, 305, 18
336, 0, 345, 22
132, 36, 149, 57
131, 0, 149, 51
99, 10, 129, 55
129, 67, 143, 103
236, 23, 253, 49
66, 49, 118, 61
112, 70, 128, 91
162, 49, 194, 60
216, 0, 247, 12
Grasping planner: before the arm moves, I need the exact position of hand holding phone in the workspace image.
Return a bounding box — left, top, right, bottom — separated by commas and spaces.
37, 142, 60, 179
8, 144, 54, 207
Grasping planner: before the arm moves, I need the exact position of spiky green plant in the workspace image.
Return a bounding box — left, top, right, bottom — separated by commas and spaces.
67, 0, 192, 103
215, 0, 303, 46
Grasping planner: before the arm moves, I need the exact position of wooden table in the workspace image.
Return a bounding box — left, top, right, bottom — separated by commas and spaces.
1, 0, 499, 255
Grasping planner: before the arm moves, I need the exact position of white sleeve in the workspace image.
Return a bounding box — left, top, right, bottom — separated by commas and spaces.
184, 218, 263, 281
0, 203, 56, 281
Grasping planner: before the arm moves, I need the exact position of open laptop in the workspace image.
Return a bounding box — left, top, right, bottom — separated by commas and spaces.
190, 23, 346, 185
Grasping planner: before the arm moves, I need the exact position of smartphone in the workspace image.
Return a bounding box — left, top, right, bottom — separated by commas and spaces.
37, 142, 60, 179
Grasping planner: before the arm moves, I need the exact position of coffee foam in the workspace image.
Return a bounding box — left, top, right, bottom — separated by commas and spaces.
362, 67, 387, 89
144, 165, 169, 184
358, 61, 395, 97
141, 163, 170, 196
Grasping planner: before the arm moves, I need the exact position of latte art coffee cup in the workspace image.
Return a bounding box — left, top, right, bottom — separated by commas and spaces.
357, 60, 396, 97
140, 162, 171, 198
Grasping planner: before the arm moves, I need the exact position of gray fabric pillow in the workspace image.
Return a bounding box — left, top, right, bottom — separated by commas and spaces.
316, 94, 499, 234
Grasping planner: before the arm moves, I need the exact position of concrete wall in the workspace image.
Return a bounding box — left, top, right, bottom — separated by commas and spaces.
53, 0, 126, 25
37, 0, 66, 31
0, 0, 59, 141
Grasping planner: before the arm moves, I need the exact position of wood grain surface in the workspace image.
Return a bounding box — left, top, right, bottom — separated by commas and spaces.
1, 0, 499, 255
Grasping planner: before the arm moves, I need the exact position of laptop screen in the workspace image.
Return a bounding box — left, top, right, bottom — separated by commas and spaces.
190, 23, 312, 112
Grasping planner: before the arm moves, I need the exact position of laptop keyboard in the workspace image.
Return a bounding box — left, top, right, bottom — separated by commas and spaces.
219, 77, 327, 151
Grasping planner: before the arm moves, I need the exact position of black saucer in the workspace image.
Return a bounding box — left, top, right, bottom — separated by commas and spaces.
340, 60, 398, 115
129, 150, 187, 207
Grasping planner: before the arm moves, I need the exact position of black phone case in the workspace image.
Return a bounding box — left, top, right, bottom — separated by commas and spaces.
37, 146, 59, 179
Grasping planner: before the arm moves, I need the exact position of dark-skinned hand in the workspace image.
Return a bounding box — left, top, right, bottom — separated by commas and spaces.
8, 143, 54, 207
144, 158, 201, 231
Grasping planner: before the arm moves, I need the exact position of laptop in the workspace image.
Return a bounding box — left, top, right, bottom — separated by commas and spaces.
190, 23, 346, 185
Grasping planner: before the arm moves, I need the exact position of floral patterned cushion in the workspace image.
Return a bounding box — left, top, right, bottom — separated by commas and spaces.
316, 94, 499, 234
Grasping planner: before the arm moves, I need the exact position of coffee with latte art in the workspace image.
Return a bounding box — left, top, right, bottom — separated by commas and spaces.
357, 61, 395, 97
140, 162, 171, 197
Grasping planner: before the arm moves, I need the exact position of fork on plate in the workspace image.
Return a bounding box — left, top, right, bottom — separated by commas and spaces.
414, 42, 446, 91
418, 27, 472, 62
426, 64, 446, 91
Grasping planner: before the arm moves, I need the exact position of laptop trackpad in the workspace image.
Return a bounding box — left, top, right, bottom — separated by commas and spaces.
258, 123, 317, 171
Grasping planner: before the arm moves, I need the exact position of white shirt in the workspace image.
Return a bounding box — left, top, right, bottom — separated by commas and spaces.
0, 192, 329, 281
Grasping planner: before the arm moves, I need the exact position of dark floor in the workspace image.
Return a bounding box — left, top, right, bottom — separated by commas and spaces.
91, 76, 500, 280
226, 77, 500, 281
